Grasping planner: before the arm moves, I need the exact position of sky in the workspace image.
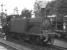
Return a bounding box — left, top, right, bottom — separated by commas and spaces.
0, 0, 54, 15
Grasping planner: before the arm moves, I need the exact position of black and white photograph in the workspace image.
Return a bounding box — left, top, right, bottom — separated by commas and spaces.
0, 0, 67, 50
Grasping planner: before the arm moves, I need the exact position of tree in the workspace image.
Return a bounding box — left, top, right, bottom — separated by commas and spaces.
34, 1, 41, 18
45, 0, 59, 15
57, 0, 67, 15
45, 0, 66, 19
21, 9, 32, 18
47, 0, 67, 15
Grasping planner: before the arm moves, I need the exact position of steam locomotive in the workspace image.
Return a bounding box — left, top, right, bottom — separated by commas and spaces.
2, 15, 57, 45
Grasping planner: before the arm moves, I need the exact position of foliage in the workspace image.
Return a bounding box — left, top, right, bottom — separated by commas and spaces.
21, 9, 32, 18
34, 0, 67, 18
46, 0, 58, 15
57, 0, 67, 15
46, 0, 67, 15
34, 2, 41, 18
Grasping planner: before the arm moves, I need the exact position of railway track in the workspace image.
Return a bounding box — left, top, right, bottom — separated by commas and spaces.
0, 32, 67, 50
6, 37, 67, 50
0, 42, 17, 50
0, 37, 33, 50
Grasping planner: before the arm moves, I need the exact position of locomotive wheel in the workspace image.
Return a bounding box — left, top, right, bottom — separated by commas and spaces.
29, 36, 49, 45
36, 37, 43, 45
9, 32, 15, 38
43, 36, 49, 43
18, 34, 31, 42
30, 36, 44, 45
17, 34, 26, 41
47, 35, 55, 45
23, 35, 30, 41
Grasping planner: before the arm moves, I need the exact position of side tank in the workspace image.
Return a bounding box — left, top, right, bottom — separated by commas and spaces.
9, 17, 42, 34
9, 18, 28, 33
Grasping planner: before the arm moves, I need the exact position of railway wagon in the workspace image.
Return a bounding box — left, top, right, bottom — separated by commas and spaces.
6, 17, 56, 44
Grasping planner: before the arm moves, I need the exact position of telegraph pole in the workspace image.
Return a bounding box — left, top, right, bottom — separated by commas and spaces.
1, 3, 4, 12
5, 9, 7, 14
